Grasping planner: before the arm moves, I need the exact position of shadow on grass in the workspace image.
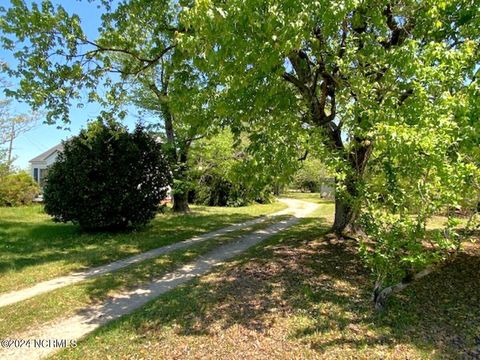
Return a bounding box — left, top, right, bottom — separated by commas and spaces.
0, 210, 264, 276
85, 214, 480, 359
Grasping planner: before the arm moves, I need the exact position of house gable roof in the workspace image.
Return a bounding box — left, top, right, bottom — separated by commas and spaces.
29, 143, 64, 163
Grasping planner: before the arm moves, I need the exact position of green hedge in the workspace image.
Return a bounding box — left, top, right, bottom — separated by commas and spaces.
43, 121, 172, 231
0, 172, 39, 206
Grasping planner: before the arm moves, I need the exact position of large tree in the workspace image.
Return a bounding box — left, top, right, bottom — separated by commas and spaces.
182, 0, 479, 233
182, 0, 479, 307
0, 0, 212, 212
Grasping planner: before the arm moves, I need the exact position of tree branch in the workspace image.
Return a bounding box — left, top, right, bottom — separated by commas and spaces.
78, 39, 175, 75
373, 265, 436, 311
282, 71, 307, 92
298, 150, 309, 161
398, 89, 414, 105
382, 4, 415, 49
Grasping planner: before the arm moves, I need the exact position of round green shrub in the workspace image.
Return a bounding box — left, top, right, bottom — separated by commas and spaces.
43, 121, 172, 231
0, 171, 39, 206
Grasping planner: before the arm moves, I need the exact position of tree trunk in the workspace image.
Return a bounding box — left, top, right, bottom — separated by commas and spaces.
273, 182, 281, 196
331, 140, 372, 236
171, 147, 190, 213
332, 194, 357, 235
330, 168, 361, 236
7, 120, 14, 168
157, 99, 191, 213
172, 191, 190, 213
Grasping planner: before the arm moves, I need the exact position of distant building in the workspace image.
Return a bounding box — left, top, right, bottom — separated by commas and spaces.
319, 177, 335, 198
29, 143, 63, 188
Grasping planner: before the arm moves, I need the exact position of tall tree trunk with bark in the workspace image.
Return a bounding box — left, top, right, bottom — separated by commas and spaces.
154, 84, 191, 213
281, 11, 407, 236
332, 140, 372, 235
332, 192, 357, 234
172, 190, 190, 212
171, 146, 191, 213
283, 48, 371, 236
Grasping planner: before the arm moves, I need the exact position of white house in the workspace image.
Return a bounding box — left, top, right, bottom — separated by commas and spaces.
29, 143, 63, 188
319, 177, 335, 198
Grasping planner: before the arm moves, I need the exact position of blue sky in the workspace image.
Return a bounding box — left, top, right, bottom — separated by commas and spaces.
0, 0, 145, 169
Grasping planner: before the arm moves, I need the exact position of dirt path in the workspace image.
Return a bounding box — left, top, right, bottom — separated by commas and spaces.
0, 198, 317, 360
0, 201, 297, 309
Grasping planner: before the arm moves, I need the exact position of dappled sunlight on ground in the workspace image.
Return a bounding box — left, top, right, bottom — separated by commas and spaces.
54, 211, 480, 360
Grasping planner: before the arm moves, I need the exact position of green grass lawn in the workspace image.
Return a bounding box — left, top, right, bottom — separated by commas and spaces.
2, 195, 477, 359
0, 215, 287, 339
281, 191, 334, 205
52, 201, 479, 360
0, 202, 286, 294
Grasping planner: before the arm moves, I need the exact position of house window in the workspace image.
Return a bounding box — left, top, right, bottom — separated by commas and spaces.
33, 168, 39, 183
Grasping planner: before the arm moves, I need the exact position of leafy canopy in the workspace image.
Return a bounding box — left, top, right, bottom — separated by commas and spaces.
182, 0, 480, 294
0, 0, 213, 142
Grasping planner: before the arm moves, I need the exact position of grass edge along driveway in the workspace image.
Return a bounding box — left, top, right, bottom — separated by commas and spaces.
0, 201, 286, 294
